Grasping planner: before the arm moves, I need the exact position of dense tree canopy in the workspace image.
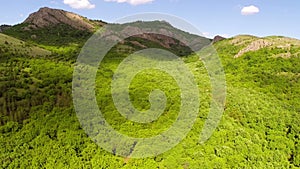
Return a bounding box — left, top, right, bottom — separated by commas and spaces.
1, 32, 300, 168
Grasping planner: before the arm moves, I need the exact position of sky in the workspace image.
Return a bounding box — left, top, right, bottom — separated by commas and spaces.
1, 0, 300, 39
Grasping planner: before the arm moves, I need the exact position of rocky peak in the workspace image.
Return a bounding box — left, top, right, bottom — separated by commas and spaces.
212, 35, 226, 43
24, 7, 102, 31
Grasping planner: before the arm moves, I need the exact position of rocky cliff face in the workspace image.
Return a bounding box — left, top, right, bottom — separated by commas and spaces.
23, 7, 104, 31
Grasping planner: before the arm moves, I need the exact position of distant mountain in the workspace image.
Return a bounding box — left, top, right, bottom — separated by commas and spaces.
2, 7, 299, 58
212, 35, 226, 43
106, 20, 212, 56
23, 7, 105, 31
2, 7, 211, 55
2, 7, 105, 46
221, 35, 300, 58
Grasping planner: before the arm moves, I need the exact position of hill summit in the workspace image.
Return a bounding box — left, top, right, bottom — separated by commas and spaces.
24, 7, 104, 31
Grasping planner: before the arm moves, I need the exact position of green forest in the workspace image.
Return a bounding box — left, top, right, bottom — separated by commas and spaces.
1, 11, 300, 169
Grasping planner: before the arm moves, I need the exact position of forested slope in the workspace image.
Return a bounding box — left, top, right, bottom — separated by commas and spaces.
0, 8, 300, 168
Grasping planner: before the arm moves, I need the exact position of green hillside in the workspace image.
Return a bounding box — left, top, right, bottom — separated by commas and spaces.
3, 23, 93, 46
0, 37, 72, 125
0, 33, 51, 59
1, 34, 300, 168
1, 8, 300, 168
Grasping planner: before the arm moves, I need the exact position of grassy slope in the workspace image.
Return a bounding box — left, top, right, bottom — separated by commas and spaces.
0, 33, 51, 58
0, 33, 300, 168
2, 23, 92, 46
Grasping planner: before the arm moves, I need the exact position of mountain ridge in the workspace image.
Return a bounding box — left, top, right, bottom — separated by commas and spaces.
23, 7, 105, 31
2, 6, 300, 58
226, 35, 300, 58
2, 7, 212, 55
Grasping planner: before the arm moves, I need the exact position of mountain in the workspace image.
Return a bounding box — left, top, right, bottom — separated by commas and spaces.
1, 7, 300, 169
23, 7, 105, 31
212, 34, 300, 60
229, 35, 300, 58
2, 7, 211, 55
105, 20, 211, 56
214, 34, 300, 109
212, 35, 226, 43
2, 7, 105, 46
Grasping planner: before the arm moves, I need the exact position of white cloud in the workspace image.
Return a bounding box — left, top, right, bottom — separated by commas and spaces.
50, 1, 59, 4
63, 0, 95, 9
202, 32, 230, 39
104, 0, 154, 5
218, 34, 230, 38
202, 32, 211, 38
241, 5, 260, 15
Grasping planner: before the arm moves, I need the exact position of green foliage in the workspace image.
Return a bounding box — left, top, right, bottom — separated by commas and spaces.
3, 23, 92, 46
1, 32, 300, 168
0, 56, 73, 124
0, 33, 51, 60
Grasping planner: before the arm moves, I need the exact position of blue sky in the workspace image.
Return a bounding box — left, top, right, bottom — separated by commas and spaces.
1, 0, 299, 39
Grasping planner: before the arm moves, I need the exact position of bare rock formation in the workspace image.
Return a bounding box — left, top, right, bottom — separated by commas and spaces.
24, 7, 104, 31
